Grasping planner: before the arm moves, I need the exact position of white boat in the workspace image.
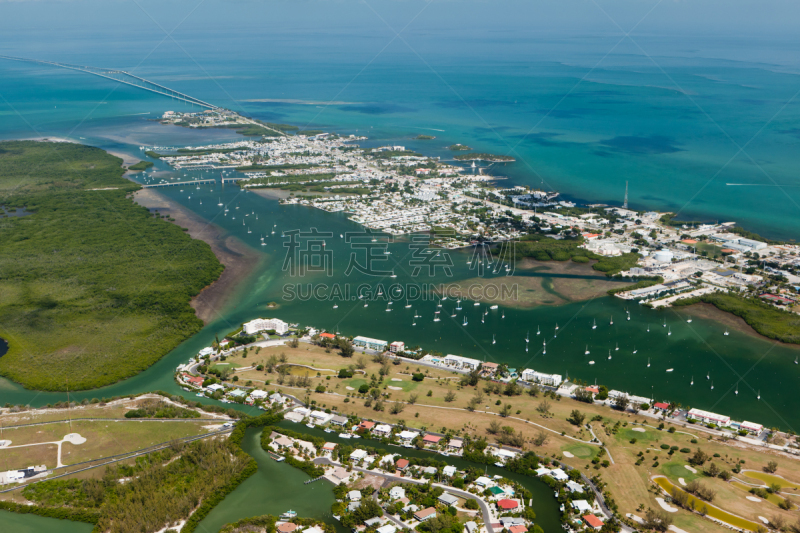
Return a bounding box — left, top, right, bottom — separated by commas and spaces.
724, 329, 729, 336
324, 428, 334, 433
589, 361, 595, 365
494, 462, 505, 468
592, 319, 597, 330
492, 334, 496, 345
691, 376, 694, 386
610, 316, 613, 325
490, 305, 498, 310
615, 343, 619, 351
281, 511, 297, 519
474, 301, 480, 306
338, 433, 351, 439
710, 381, 714, 390
668, 327, 672, 336
306, 423, 315, 428
439, 451, 450, 457
333, 304, 338, 309
633, 346, 637, 354
555, 323, 559, 330
647, 358, 651, 367
585, 345, 590, 355
687, 317, 692, 323
608, 350, 612, 360
666, 368, 673, 372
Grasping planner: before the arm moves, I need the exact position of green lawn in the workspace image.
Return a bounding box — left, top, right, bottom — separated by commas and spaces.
661, 461, 701, 482
616, 427, 657, 443
562, 444, 598, 460
0, 141, 223, 390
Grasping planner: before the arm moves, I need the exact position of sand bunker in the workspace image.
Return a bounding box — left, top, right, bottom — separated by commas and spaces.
746, 496, 761, 502
562, 451, 574, 458
631, 427, 646, 433
388, 386, 402, 390
63, 433, 86, 445
684, 465, 697, 473
656, 498, 677, 512
678, 478, 686, 486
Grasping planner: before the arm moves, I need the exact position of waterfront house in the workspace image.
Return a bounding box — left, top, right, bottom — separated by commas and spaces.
272, 435, 294, 450
330, 415, 348, 426
488, 486, 505, 497
571, 500, 592, 513
350, 449, 368, 461
442, 466, 457, 477
353, 336, 388, 351
443, 354, 481, 371
422, 435, 442, 446
398, 430, 418, 444
243, 318, 289, 335
414, 507, 437, 522
331, 466, 349, 482
389, 341, 405, 353
372, 423, 391, 436
740, 421, 764, 434
566, 481, 584, 493
535, 467, 550, 477
653, 402, 670, 412
323, 442, 337, 453
583, 514, 604, 530
206, 383, 225, 393
474, 476, 493, 487
446, 439, 463, 452
395, 459, 410, 471
277, 523, 297, 533
376, 525, 396, 533
497, 499, 518, 511
359, 420, 376, 431
508, 526, 527, 533
548, 468, 569, 482
687, 408, 731, 427
319, 332, 337, 341
182, 374, 205, 387
249, 389, 268, 400
310, 410, 332, 424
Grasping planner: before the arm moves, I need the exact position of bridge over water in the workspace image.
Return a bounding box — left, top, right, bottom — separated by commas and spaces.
0, 55, 218, 110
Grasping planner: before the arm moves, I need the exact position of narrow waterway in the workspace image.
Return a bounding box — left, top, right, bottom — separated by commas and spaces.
0, 510, 93, 533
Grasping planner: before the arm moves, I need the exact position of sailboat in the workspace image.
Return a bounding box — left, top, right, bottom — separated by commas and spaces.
724, 329, 729, 336
663, 319, 667, 328
247, 227, 252, 234
633, 346, 638, 354
451, 309, 457, 318
433, 311, 441, 322
706, 371, 710, 380
536, 326, 540, 336
555, 323, 559, 330
390, 270, 397, 278
735, 383, 738, 395
437, 299, 442, 307
481, 315, 485, 324
585, 345, 590, 355
592, 319, 597, 330
626, 310, 631, 321
608, 350, 612, 360
710, 381, 714, 390
690, 376, 694, 386
647, 358, 651, 367
414, 310, 420, 318
333, 304, 338, 309
462, 316, 468, 326
260, 235, 266, 246
795, 355, 798, 365
757, 390, 761, 400
492, 334, 496, 345
615, 342, 619, 351
686, 317, 692, 323
667, 327, 672, 336
474, 301, 480, 306
456, 299, 462, 310
525, 345, 528, 353
610, 316, 614, 325
501, 311, 505, 319
542, 340, 546, 355
364, 302, 368, 307
526, 331, 530, 343
412, 320, 416, 326
405, 299, 411, 309
386, 306, 392, 312
647, 324, 650, 332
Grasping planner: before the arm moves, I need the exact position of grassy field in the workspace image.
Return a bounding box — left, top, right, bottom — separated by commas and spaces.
0, 141, 223, 390
217, 342, 800, 531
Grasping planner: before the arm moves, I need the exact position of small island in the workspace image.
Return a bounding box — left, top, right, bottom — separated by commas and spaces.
415, 134, 435, 140
128, 160, 154, 171
447, 143, 472, 151
454, 152, 515, 162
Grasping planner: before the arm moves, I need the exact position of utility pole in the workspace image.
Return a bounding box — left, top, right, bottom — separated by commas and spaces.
66, 377, 72, 432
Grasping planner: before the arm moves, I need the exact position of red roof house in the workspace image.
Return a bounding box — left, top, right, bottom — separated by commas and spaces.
359, 421, 375, 430
653, 402, 670, 411
182, 374, 204, 387
320, 332, 337, 339
422, 435, 442, 444
583, 514, 603, 530
395, 459, 409, 470
497, 499, 518, 510
508, 526, 527, 533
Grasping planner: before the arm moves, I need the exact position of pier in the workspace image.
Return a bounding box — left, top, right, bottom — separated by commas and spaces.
142, 179, 216, 189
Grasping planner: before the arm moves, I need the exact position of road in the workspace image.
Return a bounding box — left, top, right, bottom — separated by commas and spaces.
314, 457, 495, 533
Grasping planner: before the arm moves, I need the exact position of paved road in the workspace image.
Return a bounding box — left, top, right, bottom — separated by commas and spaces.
314, 457, 495, 533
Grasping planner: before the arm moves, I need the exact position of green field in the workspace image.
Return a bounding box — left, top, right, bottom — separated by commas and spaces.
0, 141, 223, 391
661, 461, 701, 482
562, 443, 598, 460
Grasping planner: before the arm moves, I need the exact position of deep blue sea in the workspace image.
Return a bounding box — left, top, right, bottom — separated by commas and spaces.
2, 24, 800, 430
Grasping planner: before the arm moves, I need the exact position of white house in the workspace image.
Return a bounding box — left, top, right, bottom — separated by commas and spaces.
566, 481, 584, 493
548, 468, 569, 482
442, 465, 457, 477
310, 410, 332, 424
390, 341, 405, 353
348, 490, 362, 502
389, 486, 406, 500
740, 421, 763, 434
398, 430, 419, 443
243, 318, 289, 335
206, 383, 225, 392
571, 500, 592, 513
350, 449, 369, 461
474, 476, 493, 487
373, 424, 392, 436
249, 390, 268, 400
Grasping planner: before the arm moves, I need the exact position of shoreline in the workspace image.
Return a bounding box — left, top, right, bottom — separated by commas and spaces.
133, 189, 263, 325
682, 302, 800, 350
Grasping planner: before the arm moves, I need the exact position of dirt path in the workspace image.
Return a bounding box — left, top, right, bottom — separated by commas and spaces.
134, 189, 263, 324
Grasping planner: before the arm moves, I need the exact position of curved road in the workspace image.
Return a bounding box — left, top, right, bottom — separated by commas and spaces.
314, 457, 495, 533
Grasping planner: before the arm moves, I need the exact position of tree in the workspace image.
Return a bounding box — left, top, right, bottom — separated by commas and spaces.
765, 460, 778, 473
499, 404, 512, 417
689, 449, 709, 465
643, 508, 673, 532
613, 395, 630, 411
358, 384, 370, 394
536, 399, 551, 417
408, 393, 418, 405
356, 356, 368, 369
532, 430, 549, 447
596, 385, 609, 400
338, 339, 354, 357
568, 409, 586, 426
390, 402, 405, 415
574, 388, 594, 403
706, 462, 720, 477
487, 420, 502, 435
412, 373, 425, 382
444, 391, 457, 403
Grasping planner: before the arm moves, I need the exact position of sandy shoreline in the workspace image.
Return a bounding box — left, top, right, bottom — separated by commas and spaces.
133, 189, 263, 324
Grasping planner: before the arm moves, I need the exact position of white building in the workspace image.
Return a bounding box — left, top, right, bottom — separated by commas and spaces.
520, 369, 563, 387
249, 390, 268, 400
390, 341, 405, 353
740, 421, 763, 434
350, 449, 369, 461
443, 354, 481, 370
474, 476, 493, 487
310, 410, 332, 424
348, 490, 362, 501
243, 318, 289, 335
548, 468, 569, 482
687, 408, 731, 427
373, 424, 392, 436
353, 336, 388, 351
390, 486, 406, 500
442, 465, 457, 477
398, 430, 419, 443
